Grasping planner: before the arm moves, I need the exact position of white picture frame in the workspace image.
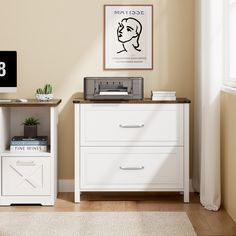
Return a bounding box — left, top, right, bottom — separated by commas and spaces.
104, 5, 153, 70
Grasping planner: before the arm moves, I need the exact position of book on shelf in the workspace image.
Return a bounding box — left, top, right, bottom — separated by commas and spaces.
152, 96, 176, 101
152, 94, 176, 98
11, 136, 48, 146
10, 145, 48, 152
151, 90, 176, 101
151, 90, 176, 96
11, 141, 48, 146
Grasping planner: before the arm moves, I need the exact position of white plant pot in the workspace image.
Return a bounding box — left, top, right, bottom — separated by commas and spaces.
35, 94, 53, 101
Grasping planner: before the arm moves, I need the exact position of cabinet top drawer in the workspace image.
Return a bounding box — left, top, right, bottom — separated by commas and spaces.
80, 104, 184, 146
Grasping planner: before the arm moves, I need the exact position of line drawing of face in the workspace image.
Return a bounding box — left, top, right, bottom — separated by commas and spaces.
117, 17, 142, 54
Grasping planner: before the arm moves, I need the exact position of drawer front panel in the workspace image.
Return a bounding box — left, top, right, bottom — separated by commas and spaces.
81, 104, 183, 146
81, 147, 183, 190
2, 156, 51, 196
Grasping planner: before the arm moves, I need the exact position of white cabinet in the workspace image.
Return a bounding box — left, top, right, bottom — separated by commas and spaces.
0, 100, 61, 205
74, 100, 190, 203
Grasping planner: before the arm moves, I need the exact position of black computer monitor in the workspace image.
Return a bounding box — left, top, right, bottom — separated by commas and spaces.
0, 51, 17, 93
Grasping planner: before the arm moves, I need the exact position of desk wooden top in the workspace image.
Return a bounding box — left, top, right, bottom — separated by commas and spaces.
0, 99, 62, 107
73, 98, 191, 104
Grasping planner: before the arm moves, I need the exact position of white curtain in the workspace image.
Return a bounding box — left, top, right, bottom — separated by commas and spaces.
193, 0, 223, 211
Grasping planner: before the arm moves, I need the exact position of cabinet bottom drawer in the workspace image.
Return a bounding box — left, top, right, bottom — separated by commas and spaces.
80, 147, 184, 190
1, 156, 51, 196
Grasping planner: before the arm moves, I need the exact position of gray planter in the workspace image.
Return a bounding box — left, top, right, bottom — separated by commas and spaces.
24, 125, 37, 138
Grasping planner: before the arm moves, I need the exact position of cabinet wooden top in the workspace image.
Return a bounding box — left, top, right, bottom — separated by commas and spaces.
73, 98, 191, 104
0, 99, 62, 107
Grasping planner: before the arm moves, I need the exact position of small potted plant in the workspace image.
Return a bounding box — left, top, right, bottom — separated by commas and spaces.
22, 117, 40, 138
36, 84, 53, 101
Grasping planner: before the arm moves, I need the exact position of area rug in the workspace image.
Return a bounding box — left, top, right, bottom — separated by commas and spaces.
0, 212, 196, 236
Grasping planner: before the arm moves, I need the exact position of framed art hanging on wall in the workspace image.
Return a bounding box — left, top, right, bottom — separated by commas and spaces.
104, 5, 153, 70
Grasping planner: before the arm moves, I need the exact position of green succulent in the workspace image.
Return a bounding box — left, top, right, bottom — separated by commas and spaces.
22, 117, 40, 126
36, 88, 44, 94
36, 84, 53, 94
44, 84, 52, 94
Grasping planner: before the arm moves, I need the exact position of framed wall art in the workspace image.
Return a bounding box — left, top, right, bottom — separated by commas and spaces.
104, 5, 153, 70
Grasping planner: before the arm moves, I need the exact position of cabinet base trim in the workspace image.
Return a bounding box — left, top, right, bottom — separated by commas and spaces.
59, 179, 194, 193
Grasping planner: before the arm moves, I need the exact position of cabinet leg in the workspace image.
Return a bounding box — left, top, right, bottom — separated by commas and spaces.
0, 203, 11, 206
75, 191, 81, 203
184, 190, 189, 203
41, 203, 54, 206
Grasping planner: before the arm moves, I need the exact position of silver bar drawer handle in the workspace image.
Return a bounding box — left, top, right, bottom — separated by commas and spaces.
16, 160, 36, 166
120, 166, 144, 170
119, 124, 144, 128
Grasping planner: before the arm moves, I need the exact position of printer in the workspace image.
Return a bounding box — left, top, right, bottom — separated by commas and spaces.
84, 77, 143, 100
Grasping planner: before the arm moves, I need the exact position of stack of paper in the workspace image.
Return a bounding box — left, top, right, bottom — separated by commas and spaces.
151, 91, 176, 101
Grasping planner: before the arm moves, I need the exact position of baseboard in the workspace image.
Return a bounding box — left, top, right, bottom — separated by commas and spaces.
59, 179, 195, 193
189, 179, 194, 192
59, 179, 74, 192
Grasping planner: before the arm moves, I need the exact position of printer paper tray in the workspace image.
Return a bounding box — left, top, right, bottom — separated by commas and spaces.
99, 92, 129, 96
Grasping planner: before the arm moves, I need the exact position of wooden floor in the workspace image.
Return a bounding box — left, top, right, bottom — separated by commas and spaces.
0, 192, 236, 236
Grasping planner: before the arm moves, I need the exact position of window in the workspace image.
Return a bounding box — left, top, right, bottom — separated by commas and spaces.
224, 0, 236, 87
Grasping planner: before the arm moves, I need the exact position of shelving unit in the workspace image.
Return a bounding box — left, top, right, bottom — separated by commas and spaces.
0, 99, 61, 206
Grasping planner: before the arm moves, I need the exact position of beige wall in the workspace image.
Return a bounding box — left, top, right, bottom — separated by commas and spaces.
221, 92, 236, 222
0, 0, 194, 179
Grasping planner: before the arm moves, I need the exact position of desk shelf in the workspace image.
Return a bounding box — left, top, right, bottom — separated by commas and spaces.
1, 150, 51, 157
